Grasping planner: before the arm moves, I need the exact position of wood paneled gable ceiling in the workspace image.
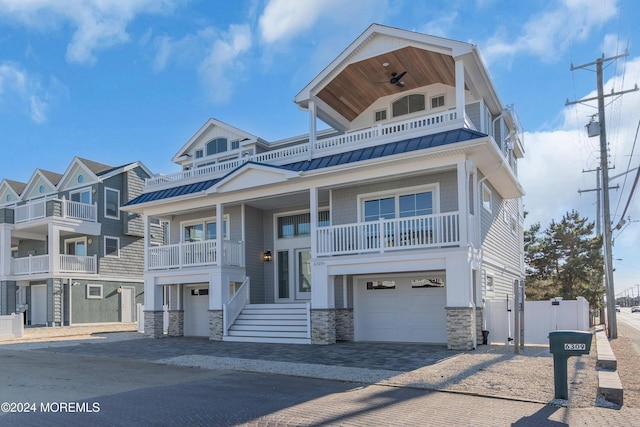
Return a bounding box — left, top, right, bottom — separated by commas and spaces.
316, 46, 465, 122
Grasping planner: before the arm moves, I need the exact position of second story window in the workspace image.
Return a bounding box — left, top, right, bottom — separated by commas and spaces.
70, 188, 91, 204
431, 95, 445, 109
206, 138, 228, 156
392, 94, 425, 118
105, 188, 120, 219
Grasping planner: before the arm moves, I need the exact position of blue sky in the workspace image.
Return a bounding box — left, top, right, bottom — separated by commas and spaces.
1, 0, 639, 296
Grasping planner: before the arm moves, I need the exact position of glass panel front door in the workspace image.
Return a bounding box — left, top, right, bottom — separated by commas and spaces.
295, 249, 311, 300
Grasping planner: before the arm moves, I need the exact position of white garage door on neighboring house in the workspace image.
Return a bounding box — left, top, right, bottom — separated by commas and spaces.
354, 275, 447, 343
183, 285, 210, 337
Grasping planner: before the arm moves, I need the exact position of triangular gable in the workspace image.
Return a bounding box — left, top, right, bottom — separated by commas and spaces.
58, 157, 101, 192
22, 169, 60, 200
294, 23, 473, 106
171, 118, 262, 164
206, 162, 299, 194
0, 179, 25, 206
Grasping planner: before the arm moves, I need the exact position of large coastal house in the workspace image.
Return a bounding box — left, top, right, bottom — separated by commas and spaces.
124, 24, 525, 350
0, 157, 157, 326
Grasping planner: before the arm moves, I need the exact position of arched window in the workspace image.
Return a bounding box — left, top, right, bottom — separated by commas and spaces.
205, 138, 228, 156
392, 94, 425, 118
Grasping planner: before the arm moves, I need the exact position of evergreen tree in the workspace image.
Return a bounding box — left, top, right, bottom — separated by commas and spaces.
524, 210, 604, 308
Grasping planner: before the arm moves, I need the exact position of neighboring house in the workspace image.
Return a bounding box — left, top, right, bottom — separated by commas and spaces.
123, 24, 525, 350
0, 157, 158, 326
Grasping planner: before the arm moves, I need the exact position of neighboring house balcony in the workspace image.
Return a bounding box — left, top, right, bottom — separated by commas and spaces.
148, 240, 244, 271
315, 212, 460, 256
145, 108, 486, 190
14, 197, 97, 224
11, 254, 97, 276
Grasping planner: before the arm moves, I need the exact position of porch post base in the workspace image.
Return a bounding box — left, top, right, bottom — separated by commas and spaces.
446, 307, 475, 350
167, 310, 184, 337
335, 308, 354, 341
311, 309, 336, 345
208, 310, 223, 341
475, 307, 484, 346
144, 310, 164, 338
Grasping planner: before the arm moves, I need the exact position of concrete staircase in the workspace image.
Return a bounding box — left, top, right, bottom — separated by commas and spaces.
224, 303, 311, 344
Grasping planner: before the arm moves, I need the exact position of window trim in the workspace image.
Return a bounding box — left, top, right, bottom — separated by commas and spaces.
374, 109, 387, 122
430, 94, 445, 109
69, 186, 92, 205
104, 236, 120, 258
86, 284, 103, 299
357, 184, 440, 221
482, 183, 492, 213
64, 236, 87, 256
180, 215, 230, 242
274, 209, 330, 240
391, 93, 426, 118
104, 187, 121, 220
205, 137, 228, 157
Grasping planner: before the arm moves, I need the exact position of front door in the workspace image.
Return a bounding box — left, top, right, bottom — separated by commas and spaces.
276, 248, 312, 301
120, 286, 135, 323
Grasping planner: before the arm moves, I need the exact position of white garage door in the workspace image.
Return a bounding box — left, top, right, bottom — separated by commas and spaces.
183, 286, 210, 337
355, 276, 447, 343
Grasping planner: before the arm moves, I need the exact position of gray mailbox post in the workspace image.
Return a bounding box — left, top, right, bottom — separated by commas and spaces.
548, 330, 593, 399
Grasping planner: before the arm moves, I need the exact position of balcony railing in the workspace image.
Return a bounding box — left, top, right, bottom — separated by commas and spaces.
14, 198, 97, 224
316, 212, 460, 256
145, 110, 462, 188
147, 240, 244, 270
11, 254, 97, 275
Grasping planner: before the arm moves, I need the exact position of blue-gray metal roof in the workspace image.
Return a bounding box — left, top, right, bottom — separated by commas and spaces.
124, 128, 486, 207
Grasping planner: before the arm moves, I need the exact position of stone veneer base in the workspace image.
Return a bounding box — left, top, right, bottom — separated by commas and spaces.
311, 309, 336, 345
446, 307, 475, 350
335, 308, 354, 341
144, 310, 164, 338
167, 310, 184, 337
208, 310, 223, 341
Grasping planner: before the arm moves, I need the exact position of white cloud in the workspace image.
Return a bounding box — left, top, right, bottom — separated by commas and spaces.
0, 62, 63, 123
482, 0, 618, 65
0, 0, 176, 65
259, 0, 338, 44
419, 12, 458, 39
198, 24, 252, 104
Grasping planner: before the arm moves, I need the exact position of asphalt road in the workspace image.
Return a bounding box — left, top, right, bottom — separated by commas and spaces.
617, 308, 640, 355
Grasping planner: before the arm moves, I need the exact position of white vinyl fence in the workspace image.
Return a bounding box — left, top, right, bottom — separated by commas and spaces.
484, 297, 589, 346
0, 313, 24, 338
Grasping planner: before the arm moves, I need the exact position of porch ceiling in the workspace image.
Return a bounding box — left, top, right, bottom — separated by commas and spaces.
316, 46, 458, 122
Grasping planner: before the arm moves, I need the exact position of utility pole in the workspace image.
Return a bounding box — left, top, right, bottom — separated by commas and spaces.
567, 52, 638, 339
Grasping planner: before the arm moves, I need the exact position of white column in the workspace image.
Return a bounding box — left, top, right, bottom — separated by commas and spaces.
142, 214, 149, 271
48, 223, 60, 274
310, 261, 334, 309
445, 251, 473, 307
144, 278, 163, 311
308, 100, 317, 161
0, 225, 11, 276
216, 203, 223, 265
455, 58, 465, 122
310, 187, 318, 259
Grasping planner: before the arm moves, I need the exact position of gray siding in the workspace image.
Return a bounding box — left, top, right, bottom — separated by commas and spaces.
123, 168, 147, 237
331, 170, 458, 225
465, 102, 481, 131
0, 208, 13, 223
244, 205, 266, 304
69, 279, 143, 324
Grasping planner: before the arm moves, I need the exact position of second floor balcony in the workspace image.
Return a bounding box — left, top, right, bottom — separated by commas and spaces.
13, 197, 98, 225
11, 254, 98, 276
148, 240, 244, 270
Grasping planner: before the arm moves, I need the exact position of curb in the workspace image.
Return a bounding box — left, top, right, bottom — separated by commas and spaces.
595, 328, 623, 406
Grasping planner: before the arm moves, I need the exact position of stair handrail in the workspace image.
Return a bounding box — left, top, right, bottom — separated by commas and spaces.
223, 277, 250, 336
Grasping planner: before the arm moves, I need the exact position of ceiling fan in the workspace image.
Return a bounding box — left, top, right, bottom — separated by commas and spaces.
389, 71, 407, 87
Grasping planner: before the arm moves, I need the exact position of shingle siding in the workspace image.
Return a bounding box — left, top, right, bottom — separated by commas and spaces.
244, 205, 266, 304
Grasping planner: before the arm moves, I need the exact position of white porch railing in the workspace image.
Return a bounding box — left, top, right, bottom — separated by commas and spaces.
11, 254, 97, 275
316, 212, 460, 256
14, 197, 97, 224
62, 199, 98, 222
145, 110, 462, 188
59, 254, 97, 273
147, 240, 244, 270
223, 276, 250, 336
